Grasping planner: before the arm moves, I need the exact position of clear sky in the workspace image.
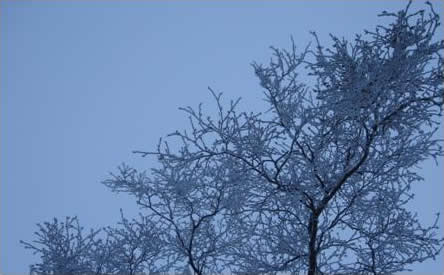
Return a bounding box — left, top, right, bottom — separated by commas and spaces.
1, 1, 443, 274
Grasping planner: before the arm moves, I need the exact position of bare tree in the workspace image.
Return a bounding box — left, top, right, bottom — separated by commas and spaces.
21, 216, 101, 274
22, 214, 164, 275
103, 158, 245, 274
24, 1, 443, 274
100, 211, 166, 274
121, 1, 443, 274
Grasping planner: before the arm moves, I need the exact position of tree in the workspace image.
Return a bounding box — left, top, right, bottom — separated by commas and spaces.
22, 214, 165, 275
98, 210, 167, 274
21, 216, 101, 274
23, 2, 444, 274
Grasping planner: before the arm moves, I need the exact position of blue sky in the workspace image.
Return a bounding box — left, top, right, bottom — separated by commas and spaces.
1, 1, 443, 273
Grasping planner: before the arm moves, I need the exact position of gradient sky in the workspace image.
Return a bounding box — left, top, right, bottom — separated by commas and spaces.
1, 1, 443, 273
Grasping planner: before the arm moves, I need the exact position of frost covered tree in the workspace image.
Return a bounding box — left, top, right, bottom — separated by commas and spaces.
103, 159, 245, 274
24, 1, 443, 274
97, 211, 166, 274
21, 214, 165, 275
21, 217, 101, 274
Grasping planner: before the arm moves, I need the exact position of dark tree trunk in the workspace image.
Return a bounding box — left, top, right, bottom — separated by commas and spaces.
307, 213, 319, 275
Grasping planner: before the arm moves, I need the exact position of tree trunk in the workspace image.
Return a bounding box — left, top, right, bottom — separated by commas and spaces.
307, 213, 319, 275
